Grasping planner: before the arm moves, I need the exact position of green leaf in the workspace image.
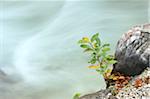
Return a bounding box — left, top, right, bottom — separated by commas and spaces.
108, 60, 117, 64
102, 44, 110, 47
96, 69, 104, 74
95, 47, 100, 53
73, 93, 81, 99
101, 64, 107, 69
102, 47, 110, 52
91, 33, 99, 42
89, 59, 96, 64
96, 38, 101, 46
105, 55, 114, 60
88, 56, 97, 64
84, 48, 93, 52
80, 44, 91, 49
100, 52, 106, 57
90, 52, 96, 59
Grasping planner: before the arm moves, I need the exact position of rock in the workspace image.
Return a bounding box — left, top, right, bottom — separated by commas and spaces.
112, 23, 150, 76
79, 89, 117, 99
116, 67, 150, 99
79, 67, 150, 99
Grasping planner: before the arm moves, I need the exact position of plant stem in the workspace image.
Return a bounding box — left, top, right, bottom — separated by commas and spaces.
97, 56, 101, 66
89, 42, 101, 65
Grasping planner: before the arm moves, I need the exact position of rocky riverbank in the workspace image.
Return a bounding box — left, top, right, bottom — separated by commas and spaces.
79, 23, 150, 99
79, 67, 150, 99
116, 68, 150, 99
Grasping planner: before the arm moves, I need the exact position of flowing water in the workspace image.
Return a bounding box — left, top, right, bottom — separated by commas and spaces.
0, 0, 149, 99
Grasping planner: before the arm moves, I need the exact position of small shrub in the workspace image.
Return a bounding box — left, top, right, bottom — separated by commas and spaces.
75, 33, 132, 96
78, 33, 117, 79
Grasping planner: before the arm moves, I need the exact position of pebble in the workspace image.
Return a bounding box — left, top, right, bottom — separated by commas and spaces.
116, 68, 150, 99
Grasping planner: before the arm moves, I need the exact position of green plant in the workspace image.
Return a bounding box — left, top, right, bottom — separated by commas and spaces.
78, 33, 117, 78
73, 93, 81, 99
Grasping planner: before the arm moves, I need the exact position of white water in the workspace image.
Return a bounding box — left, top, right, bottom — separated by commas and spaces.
0, 0, 149, 99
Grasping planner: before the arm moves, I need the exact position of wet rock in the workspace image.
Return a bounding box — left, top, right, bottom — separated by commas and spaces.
112, 23, 150, 76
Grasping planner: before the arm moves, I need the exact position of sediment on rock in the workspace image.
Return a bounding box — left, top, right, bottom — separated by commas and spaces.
79, 68, 150, 99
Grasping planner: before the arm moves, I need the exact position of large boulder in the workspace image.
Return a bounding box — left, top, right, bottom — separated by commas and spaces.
112, 23, 150, 76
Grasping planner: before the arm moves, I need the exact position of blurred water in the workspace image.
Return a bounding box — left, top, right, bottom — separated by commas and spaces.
0, 0, 149, 99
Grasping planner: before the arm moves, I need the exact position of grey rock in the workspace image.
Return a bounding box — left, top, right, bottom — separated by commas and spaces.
112, 23, 150, 76
80, 89, 117, 99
